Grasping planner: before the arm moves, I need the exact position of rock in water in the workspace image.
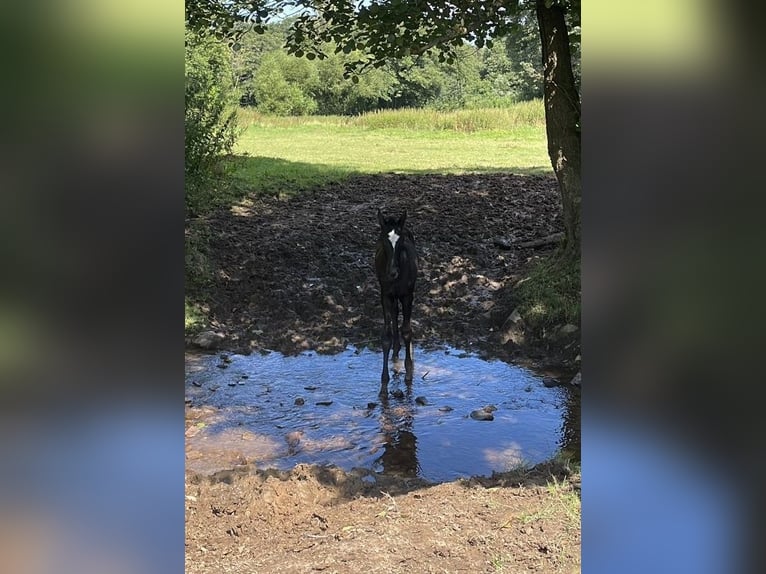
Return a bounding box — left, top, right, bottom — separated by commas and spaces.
470, 409, 495, 421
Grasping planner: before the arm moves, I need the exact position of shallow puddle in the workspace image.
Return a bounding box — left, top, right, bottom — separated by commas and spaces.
185, 346, 577, 482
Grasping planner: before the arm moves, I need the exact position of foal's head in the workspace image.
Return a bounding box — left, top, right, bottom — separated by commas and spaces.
377, 208, 408, 280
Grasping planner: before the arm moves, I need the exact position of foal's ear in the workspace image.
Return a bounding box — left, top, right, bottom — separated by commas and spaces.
399, 209, 407, 228
377, 208, 385, 227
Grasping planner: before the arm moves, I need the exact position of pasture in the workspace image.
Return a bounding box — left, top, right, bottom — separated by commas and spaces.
229, 103, 552, 199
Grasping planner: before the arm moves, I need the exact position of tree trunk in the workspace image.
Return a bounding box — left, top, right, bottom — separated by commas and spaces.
535, 0, 581, 260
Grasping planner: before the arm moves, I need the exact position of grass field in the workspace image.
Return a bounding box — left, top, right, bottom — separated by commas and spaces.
229, 102, 551, 198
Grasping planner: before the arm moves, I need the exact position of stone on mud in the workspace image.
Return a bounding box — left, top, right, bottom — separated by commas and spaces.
555, 324, 579, 339
500, 308, 525, 345
569, 372, 581, 386
192, 331, 226, 350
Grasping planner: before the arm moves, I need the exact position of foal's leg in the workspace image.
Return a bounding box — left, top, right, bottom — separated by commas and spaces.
400, 292, 415, 384
380, 293, 395, 393
392, 297, 401, 361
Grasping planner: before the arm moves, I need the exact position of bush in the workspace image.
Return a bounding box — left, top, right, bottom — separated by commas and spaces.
185, 28, 240, 214
252, 52, 318, 116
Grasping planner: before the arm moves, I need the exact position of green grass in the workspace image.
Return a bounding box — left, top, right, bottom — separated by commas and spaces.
230, 102, 551, 197
351, 101, 546, 131
518, 477, 581, 528
234, 124, 547, 176
238, 100, 546, 132
184, 217, 214, 331
225, 155, 355, 200
491, 554, 507, 571
185, 298, 207, 332
514, 254, 581, 334
514, 456, 581, 529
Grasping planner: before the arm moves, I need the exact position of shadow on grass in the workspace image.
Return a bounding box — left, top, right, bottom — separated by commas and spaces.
226, 154, 359, 201
187, 156, 360, 220
225, 154, 552, 205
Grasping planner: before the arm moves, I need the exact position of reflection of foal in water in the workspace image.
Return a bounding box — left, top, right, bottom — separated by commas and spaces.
376, 393, 419, 477
374, 208, 418, 395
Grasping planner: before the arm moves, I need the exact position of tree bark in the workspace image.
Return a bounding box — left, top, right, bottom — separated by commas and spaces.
535, 0, 581, 260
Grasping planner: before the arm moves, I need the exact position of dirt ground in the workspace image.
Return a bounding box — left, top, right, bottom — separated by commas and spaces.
185, 462, 580, 574
185, 173, 581, 573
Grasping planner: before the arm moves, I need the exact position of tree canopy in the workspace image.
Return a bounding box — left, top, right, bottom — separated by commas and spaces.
232, 22, 545, 115
187, 2, 579, 79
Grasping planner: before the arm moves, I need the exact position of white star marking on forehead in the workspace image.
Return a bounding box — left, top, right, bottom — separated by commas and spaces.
387, 229, 400, 250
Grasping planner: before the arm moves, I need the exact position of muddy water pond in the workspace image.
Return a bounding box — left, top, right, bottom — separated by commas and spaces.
185, 346, 578, 482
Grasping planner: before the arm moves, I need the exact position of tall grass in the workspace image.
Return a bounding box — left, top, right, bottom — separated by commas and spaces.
237, 110, 354, 129
354, 101, 545, 131
238, 99, 545, 133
